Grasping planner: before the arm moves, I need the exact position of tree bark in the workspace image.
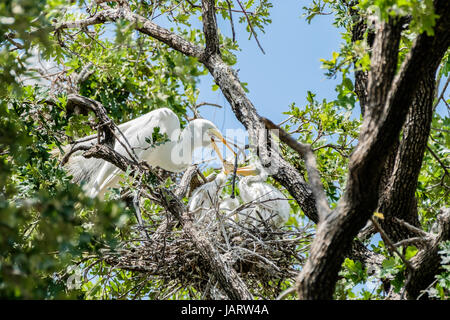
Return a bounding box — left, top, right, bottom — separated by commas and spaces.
379, 73, 435, 243
296, 0, 450, 299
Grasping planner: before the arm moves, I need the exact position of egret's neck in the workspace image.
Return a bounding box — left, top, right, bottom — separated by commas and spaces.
169, 124, 203, 171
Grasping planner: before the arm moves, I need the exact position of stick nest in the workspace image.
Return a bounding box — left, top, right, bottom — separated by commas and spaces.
100, 204, 311, 299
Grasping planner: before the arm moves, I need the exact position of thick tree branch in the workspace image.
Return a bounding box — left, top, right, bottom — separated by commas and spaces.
296, 0, 450, 299
364, 19, 403, 123
55, 8, 205, 60
201, 0, 221, 57
378, 73, 435, 242
66, 94, 116, 147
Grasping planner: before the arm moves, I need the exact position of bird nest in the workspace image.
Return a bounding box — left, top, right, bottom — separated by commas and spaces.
100, 205, 311, 299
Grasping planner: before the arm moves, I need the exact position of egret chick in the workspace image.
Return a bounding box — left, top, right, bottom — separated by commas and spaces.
235, 158, 291, 228
188, 159, 237, 223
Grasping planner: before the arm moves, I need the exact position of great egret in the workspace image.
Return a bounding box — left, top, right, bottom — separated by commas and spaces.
62, 108, 234, 198
235, 158, 291, 228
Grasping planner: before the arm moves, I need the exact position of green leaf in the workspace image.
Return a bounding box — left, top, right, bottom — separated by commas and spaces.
405, 246, 418, 260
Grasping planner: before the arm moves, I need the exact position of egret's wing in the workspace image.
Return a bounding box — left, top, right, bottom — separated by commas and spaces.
116, 108, 180, 135
238, 177, 264, 205
119, 108, 180, 139
114, 108, 181, 160
254, 183, 291, 226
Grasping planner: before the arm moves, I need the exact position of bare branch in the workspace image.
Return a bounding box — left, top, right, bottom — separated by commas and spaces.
236, 0, 265, 54
370, 217, 414, 271
262, 117, 330, 220
394, 218, 431, 238
225, 0, 236, 43
55, 8, 205, 60
433, 75, 450, 111
4, 33, 24, 50
195, 102, 223, 109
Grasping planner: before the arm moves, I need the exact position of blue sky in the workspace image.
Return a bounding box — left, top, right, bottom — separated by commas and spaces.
174, 1, 344, 166
192, 1, 343, 132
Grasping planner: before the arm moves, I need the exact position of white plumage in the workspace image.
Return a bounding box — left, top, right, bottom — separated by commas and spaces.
188, 171, 229, 221
61, 108, 233, 198
219, 196, 240, 213
236, 158, 291, 228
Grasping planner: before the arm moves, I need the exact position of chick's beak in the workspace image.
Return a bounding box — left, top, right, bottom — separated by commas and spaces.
235, 164, 258, 176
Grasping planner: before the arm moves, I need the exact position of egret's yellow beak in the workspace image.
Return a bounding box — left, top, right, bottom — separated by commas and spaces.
211, 139, 225, 163
235, 164, 258, 176
210, 129, 237, 166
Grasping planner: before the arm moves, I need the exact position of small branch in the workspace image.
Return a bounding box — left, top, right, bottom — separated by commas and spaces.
188, 102, 223, 119
277, 115, 294, 127
4, 33, 24, 50
433, 76, 450, 111
195, 102, 223, 109
59, 144, 91, 166
312, 143, 351, 158
235, 0, 265, 54
74, 62, 95, 85
426, 145, 449, 177
370, 217, 415, 271
394, 237, 429, 248
394, 218, 431, 238
262, 117, 330, 220
185, 0, 255, 15
225, 0, 236, 43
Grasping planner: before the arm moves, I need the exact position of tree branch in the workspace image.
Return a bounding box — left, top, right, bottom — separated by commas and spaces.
55, 8, 205, 60
406, 208, 450, 299
201, 0, 221, 57
261, 117, 330, 220
296, 0, 450, 299
235, 0, 265, 54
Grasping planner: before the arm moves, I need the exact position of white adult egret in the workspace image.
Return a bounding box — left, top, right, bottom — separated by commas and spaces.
63, 108, 235, 198
235, 158, 291, 228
